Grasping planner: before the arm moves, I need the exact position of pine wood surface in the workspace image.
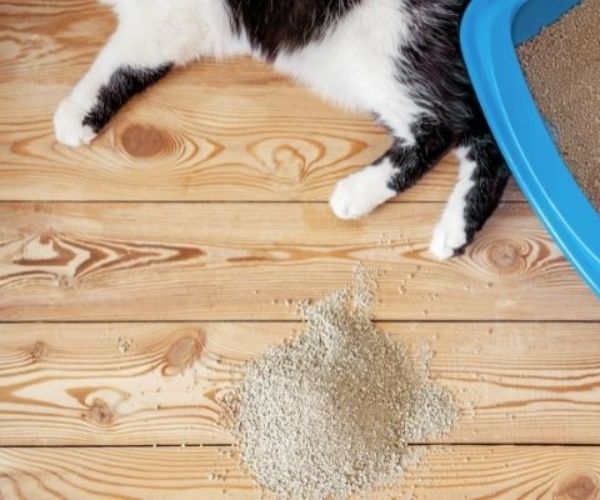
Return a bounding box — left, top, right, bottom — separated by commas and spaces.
1, 446, 600, 499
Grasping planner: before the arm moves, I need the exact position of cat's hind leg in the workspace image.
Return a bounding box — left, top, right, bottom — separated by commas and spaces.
429, 132, 510, 259
54, 2, 204, 146
330, 119, 453, 219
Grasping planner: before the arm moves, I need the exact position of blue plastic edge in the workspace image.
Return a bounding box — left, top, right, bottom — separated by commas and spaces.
460, 0, 600, 298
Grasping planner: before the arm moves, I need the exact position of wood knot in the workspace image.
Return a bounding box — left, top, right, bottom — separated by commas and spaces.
162, 328, 205, 376
39, 233, 54, 245
247, 137, 320, 186
485, 240, 526, 275
120, 124, 168, 157
83, 398, 114, 426
272, 145, 306, 184
555, 472, 599, 500
57, 274, 76, 289
29, 341, 48, 362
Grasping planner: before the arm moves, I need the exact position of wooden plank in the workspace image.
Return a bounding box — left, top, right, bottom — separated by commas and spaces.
1, 445, 600, 499
0, 203, 597, 321
0, 322, 599, 446
0, 1, 523, 202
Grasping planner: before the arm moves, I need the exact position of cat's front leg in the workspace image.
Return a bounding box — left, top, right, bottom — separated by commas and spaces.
54, 2, 202, 147
54, 59, 172, 147
330, 121, 453, 219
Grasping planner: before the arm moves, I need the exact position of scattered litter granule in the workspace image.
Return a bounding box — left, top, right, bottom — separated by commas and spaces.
518, 0, 600, 210
117, 335, 132, 353
223, 268, 457, 498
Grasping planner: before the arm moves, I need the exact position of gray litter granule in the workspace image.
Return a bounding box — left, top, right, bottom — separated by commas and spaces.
223, 268, 457, 498
518, 0, 600, 210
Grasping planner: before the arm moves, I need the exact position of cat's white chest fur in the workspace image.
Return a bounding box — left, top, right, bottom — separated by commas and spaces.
271, 0, 423, 145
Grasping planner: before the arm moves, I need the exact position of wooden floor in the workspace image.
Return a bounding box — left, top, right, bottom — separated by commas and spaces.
1, 2, 600, 498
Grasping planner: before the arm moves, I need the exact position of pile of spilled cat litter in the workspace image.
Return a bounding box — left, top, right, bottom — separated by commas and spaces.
223, 268, 457, 498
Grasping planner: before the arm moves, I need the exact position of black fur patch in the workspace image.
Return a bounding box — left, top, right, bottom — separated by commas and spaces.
226, 0, 362, 58
384, 118, 454, 193
398, 0, 478, 135
462, 133, 511, 246
83, 64, 173, 133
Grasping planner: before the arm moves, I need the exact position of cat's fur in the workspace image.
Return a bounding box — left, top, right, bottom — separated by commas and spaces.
54, 0, 510, 258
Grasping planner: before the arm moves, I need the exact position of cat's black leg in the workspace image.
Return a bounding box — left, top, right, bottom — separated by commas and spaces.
81, 65, 173, 134
330, 119, 454, 219
386, 120, 454, 193
429, 132, 510, 259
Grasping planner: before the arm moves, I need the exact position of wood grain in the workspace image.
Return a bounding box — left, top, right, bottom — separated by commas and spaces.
0, 0, 523, 202
1, 445, 600, 499
0, 322, 599, 446
0, 203, 597, 321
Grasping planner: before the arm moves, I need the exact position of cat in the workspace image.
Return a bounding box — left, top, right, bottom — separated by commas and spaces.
53, 0, 510, 259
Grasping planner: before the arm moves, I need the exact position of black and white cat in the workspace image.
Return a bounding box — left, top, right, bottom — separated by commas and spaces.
54, 0, 510, 258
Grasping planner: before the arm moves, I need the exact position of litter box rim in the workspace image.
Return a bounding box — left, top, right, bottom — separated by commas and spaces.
461, 0, 600, 298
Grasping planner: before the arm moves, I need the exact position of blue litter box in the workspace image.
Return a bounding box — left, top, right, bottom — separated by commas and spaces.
461, 0, 600, 297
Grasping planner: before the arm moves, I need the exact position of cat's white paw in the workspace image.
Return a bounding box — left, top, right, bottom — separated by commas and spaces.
330, 178, 380, 219
53, 97, 96, 147
429, 220, 467, 260
329, 163, 397, 220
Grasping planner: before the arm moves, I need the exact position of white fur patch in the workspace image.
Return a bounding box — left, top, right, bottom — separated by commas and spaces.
273, 0, 423, 144
55, 0, 247, 146
429, 146, 476, 259
106, 0, 247, 64
330, 159, 397, 219
56, 0, 422, 150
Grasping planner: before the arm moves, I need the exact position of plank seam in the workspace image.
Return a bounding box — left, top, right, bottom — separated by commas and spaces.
1, 320, 598, 325
0, 200, 527, 205
1, 443, 599, 449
